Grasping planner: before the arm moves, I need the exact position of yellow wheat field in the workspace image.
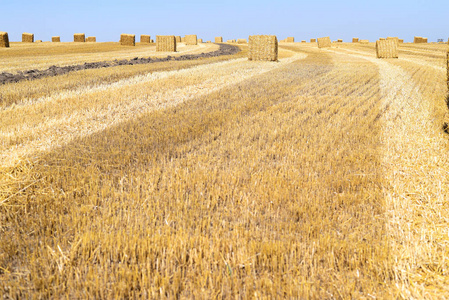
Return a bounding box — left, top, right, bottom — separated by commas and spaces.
1, 41, 449, 298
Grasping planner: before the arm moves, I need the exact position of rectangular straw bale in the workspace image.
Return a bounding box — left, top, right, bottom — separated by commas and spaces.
52, 36, 61, 42
422, 37, 428, 43
140, 35, 151, 43
248, 35, 278, 62
237, 39, 247, 44
359, 39, 369, 44
337, 39, 343, 43
0, 32, 9, 47
86, 36, 96, 42
198, 39, 203, 43
414, 36, 428, 43
286, 37, 294, 42
22, 32, 34, 43
120, 34, 135, 46
398, 39, 404, 43
310, 38, 316, 42
156, 35, 176, 52
376, 39, 398, 58
317, 37, 331, 48
175, 36, 181, 43
181, 37, 185, 42
352, 38, 359, 43
215, 37, 223, 43
379, 38, 385, 40
35, 40, 42, 43
446, 49, 449, 92
301, 40, 306, 43
150, 39, 154, 43
226, 40, 233, 43
74, 33, 85, 42
185, 35, 197, 45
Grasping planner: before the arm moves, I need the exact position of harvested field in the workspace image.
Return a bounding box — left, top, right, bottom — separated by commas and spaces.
74, 33, 85, 42
22, 33, 34, 43
1, 35, 449, 299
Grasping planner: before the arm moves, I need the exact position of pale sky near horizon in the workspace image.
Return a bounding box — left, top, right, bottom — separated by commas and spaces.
1, 0, 448, 43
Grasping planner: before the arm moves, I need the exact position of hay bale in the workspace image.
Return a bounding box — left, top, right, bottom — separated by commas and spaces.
379, 38, 385, 40
150, 39, 154, 43
359, 40, 369, 44
52, 36, 61, 42
175, 36, 181, 43
140, 35, 151, 43
35, 40, 42, 43
120, 34, 135, 46
352, 38, 359, 43
398, 39, 404, 43
22, 32, 34, 43
74, 33, 85, 42
86, 36, 96, 42
310, 38, 316, 43
317, 37, 331, 48
198, 39, 203, 43
185, 35, 197, 45
337, 39, 343, 43
0, 31, 9, 48
248, 35, 278, 62
156, 35, 176, 52
226, 39, 233, 43
376, 39, 398, 59
301, 40, 306, 43
181, 37, 185, 42
237, 39, 247, 44
215, 37, 223, 43
286, 37, 294, 42
446, 49, 449, 92
414, 36, 428, 43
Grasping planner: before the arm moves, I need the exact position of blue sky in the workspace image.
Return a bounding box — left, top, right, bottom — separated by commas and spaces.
1, 0, 447, 42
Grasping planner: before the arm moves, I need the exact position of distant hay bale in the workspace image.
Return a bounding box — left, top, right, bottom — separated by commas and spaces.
226, 39, 233, 43
52, 36, 61, 42
175, 36, 181, 43
215, 37, 223, 43
310, 38, 316, 42
198, 39, 203, 43
140, 35, 151, 43
398, 39, 404, 43
22, 32, 34, 43
74, 33, 85, 42
248, 35, 278, 62
376, 39, 398, 59
0, 31, 9, 47
206, 41, 211, 43
379, 38, 386, 40
150, 39, 154, 43
35, 40, 42, 43
317, 37, 331, 48
237, 39, 247, 44
181, 37, 185, 42
301, 40, 306, 43
337, 39, 343, 43
120, 34, 135, 46
414, 36, 428, 43
185, 35, 197, 45
387, 37, 399, 46
286, 37, 294, 42
86, 36, 96, 42
359, 40, 369, 44
156, 35, 176, 52
352, 38, 359, 43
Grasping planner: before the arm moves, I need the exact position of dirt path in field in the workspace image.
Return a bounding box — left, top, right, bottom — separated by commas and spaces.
0, 44, 240, 85
0, 51, 305, 169
334, 49, 449, 297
